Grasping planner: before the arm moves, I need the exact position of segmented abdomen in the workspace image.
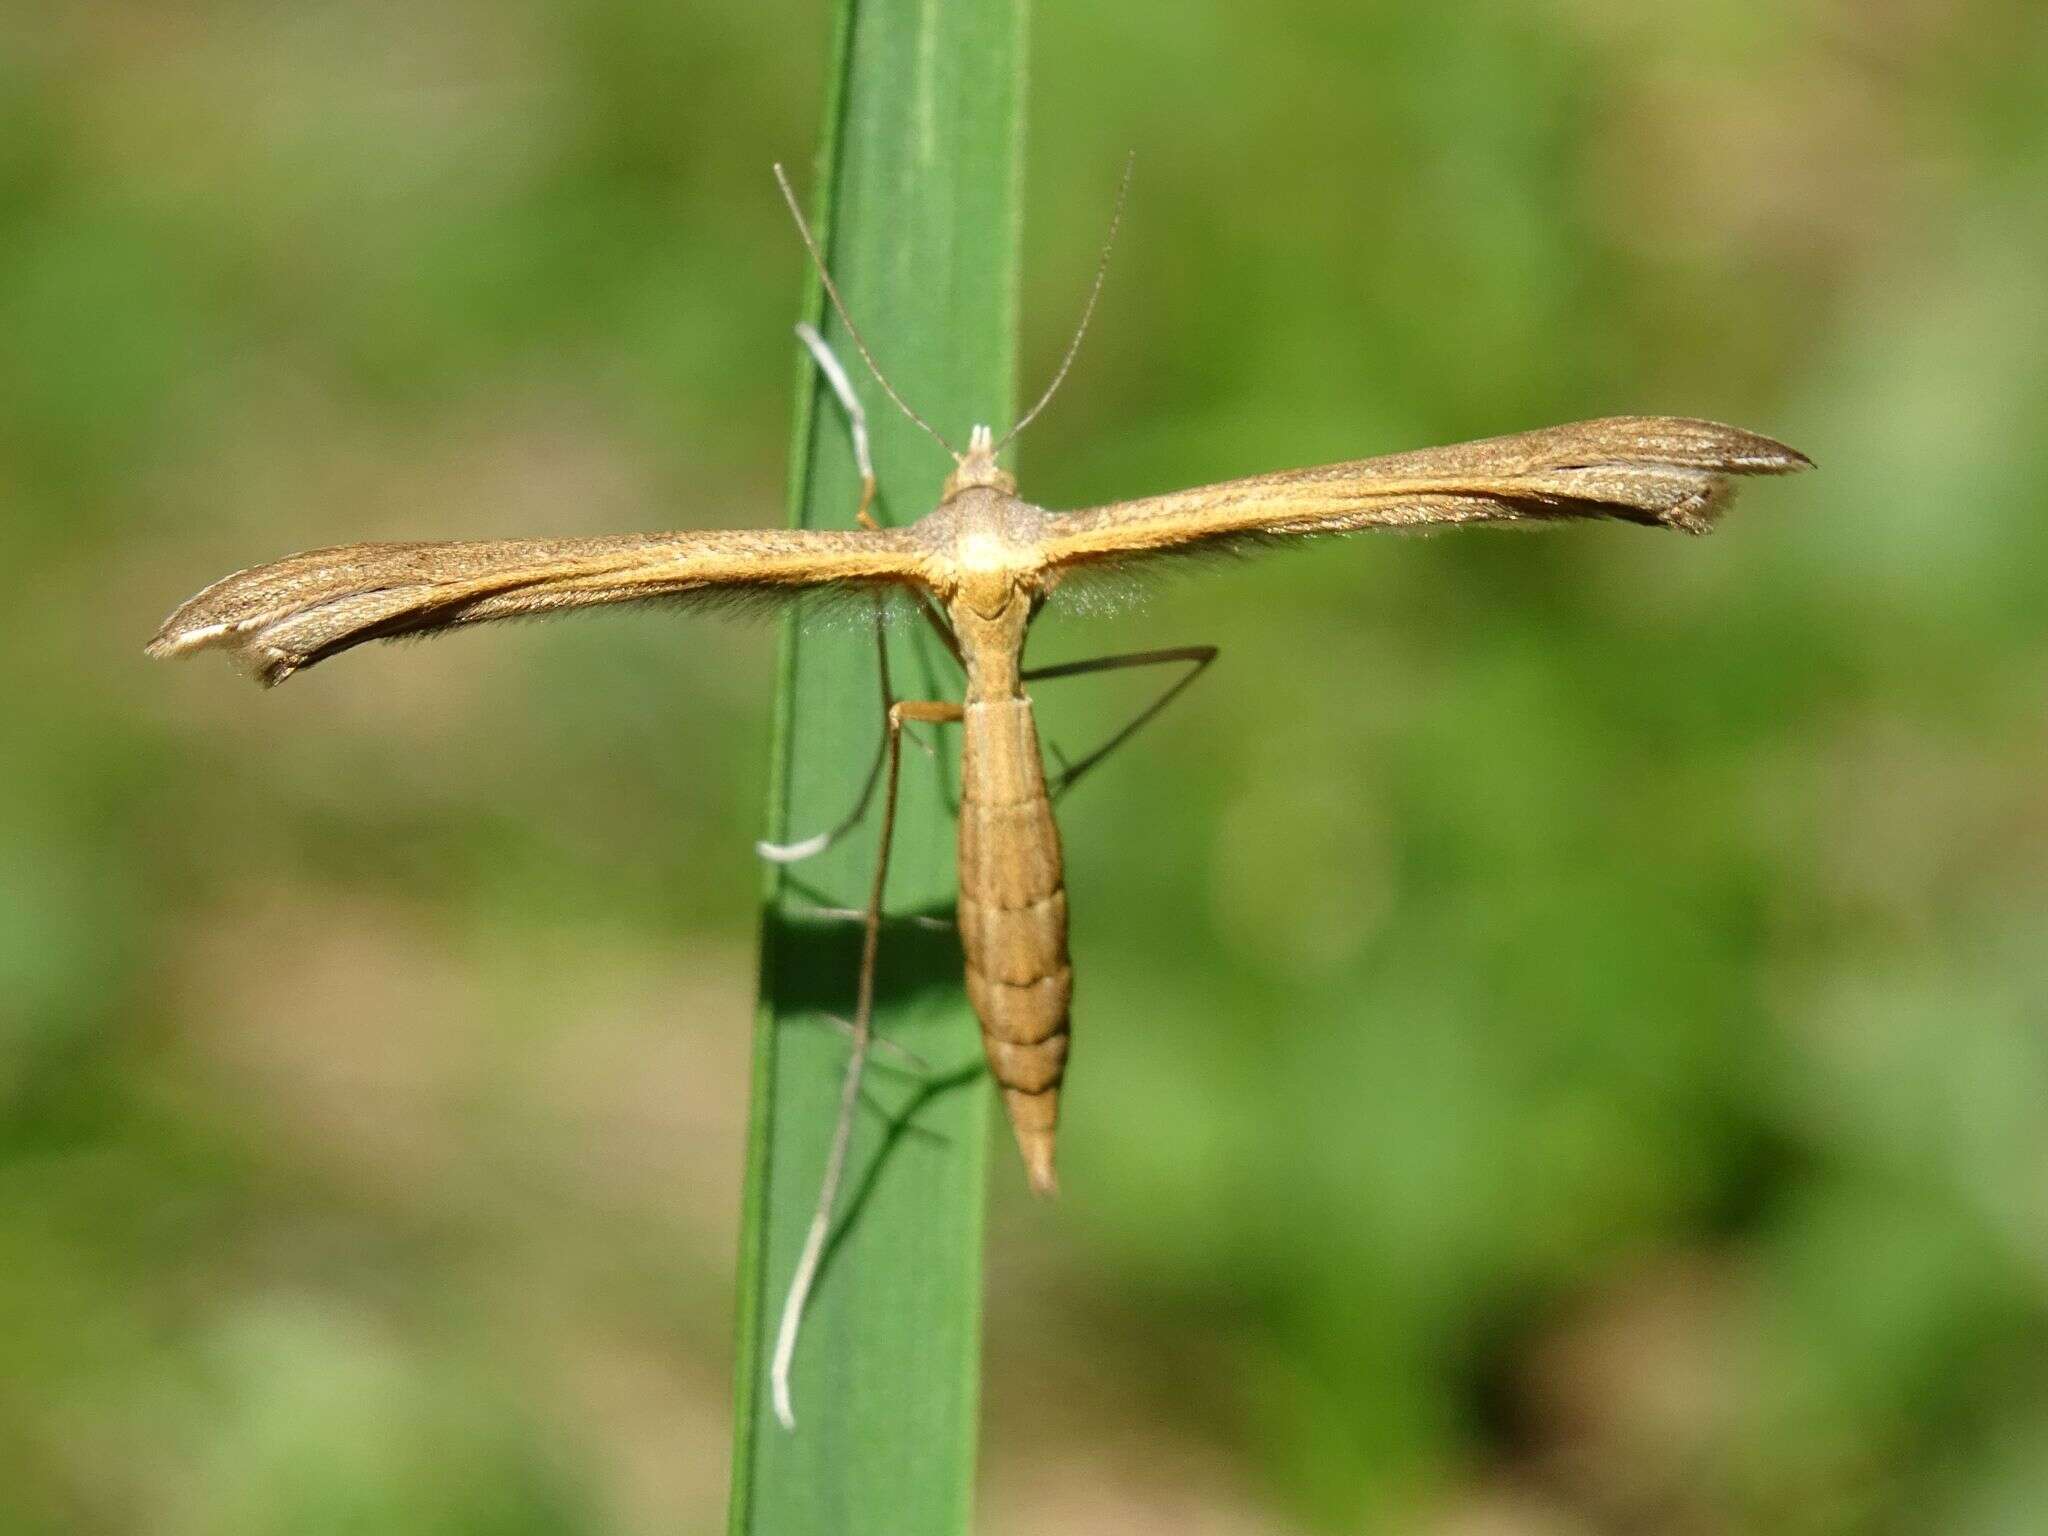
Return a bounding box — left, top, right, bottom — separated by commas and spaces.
956, 696, 1070, 1195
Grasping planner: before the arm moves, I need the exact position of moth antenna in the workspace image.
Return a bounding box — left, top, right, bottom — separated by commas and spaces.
994, 151, 1134, 454
773, 163, 961, 461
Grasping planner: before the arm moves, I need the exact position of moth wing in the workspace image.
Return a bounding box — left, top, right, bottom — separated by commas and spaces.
148, 527, 932, 685
1038, 417, 1810, 572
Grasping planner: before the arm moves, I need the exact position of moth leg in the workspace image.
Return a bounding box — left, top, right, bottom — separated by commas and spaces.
785, 900, 953, 933
755, 599, 896, 864
752, 593, 958, 866
1021, 644, 1219, 800
771, 697, 964, 1432
914, 589, 965, 671
795, 321, 879, 529
798, 318, 962, 745
758, 324, 953, 866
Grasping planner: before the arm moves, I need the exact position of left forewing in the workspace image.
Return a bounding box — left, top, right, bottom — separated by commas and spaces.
147, 526, 930, 685
1039, 417, 1811, 572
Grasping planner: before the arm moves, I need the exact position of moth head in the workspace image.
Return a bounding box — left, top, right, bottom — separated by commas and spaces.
943, 424, 1018, 500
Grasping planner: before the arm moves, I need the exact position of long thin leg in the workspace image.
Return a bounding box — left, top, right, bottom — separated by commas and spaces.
785, 899, 952, 933
799, 323, 963, 709
795, 322, 880, 528
770, 696, 964, 1432
756, 600, 895, 863
757, 326, 894, 864
1022, 644, 1219, 800
914, 589, 965, 671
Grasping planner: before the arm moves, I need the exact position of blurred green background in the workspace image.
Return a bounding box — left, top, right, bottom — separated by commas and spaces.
6, 1, 2047, 1532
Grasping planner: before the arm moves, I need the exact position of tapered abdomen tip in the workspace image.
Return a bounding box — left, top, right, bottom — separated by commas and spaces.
1023, 1143, 1060, 1199
1003, 1092, 1061, 1198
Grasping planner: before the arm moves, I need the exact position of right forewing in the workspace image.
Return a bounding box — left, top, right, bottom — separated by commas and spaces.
1039, 417, 1811, 572
147, 527, 930, 685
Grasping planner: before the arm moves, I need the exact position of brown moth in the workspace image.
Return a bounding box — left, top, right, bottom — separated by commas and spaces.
148, 166, 1811, 1425
147, 412, 1811, 1179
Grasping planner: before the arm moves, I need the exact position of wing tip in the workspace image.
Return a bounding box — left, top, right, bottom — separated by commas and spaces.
1564, 416, 1813, 479
1670, 418, 1815, 477
1657, 426, 1811, 534
1728, 434, 1814, 477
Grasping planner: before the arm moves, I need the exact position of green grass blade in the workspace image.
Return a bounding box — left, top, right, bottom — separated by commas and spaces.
728, 0, 1027, 1530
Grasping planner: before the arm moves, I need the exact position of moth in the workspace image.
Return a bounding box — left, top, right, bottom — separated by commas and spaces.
148, 166, 1811, 1424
